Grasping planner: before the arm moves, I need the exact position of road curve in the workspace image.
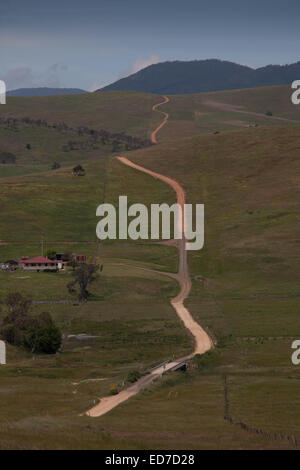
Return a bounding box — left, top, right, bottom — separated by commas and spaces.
151, 95, 169, 144
86, 96, 212, 418
117, 156, 212, 357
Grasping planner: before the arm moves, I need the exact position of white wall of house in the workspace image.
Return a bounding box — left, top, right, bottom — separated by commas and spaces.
22, 263, 59, 271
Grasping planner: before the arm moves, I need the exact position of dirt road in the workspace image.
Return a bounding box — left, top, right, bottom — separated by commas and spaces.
117, 157, 212, 356
151, 95, 169, 143
203, 99, 299, 123
86, 96, 212, 418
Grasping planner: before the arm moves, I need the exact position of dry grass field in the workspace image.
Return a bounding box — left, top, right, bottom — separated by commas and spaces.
0, 87, 300, 448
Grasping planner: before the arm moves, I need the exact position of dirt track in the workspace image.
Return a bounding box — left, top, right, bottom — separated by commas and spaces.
151, 95, 169, 143
204, 99, 299, 123
86, 96, 212, 418
116, 156, 211, 357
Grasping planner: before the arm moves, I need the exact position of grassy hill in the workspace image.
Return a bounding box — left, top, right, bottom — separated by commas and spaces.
0, 91, 161, 139
0, 87, 300, 448
94, 125, 300, 449
157, 84, 300, 141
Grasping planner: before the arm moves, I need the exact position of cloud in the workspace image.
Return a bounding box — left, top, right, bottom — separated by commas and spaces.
4, 63, 68, 90
93, 54, 162, 91
89, 81, 111, 92
43, 64, 68, 88
239, 63, 256, 69
3, 67, 35, 90
129, 53, 162, 74
119, 53, 162, 79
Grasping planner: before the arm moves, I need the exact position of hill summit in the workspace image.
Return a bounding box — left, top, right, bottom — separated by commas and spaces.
98, 59, 300, 95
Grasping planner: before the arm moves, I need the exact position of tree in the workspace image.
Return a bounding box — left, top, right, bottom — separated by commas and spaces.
67, 263, 99, 301
51, 162, 61, 170
0, 293, 61, 353
46, 250, 57, 260
5, 292, 32, 318
72, 164, 85, 176
68, 257, 79, 271
23, 312, 61, 354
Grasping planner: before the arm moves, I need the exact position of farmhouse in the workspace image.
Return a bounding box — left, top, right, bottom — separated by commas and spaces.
19, 255, 65, 272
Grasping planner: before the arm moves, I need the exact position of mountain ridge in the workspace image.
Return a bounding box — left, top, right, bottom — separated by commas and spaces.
98, 59, 300, 94
7, 87, 87, 97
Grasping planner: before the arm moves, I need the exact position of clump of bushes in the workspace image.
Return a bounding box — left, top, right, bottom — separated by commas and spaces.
127, 369, 142, 383
72, 164, 85, 176
193, 350, 221, 370
0, 293, 61, 354
0, 151, 16, 164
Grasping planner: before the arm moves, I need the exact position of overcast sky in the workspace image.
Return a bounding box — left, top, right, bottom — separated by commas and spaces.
1, 0, 300, 91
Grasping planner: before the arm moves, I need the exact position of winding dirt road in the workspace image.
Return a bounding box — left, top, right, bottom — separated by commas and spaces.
204, 99, 300, 123
117, 156, 212, 357
86, 96, 212, 418
151, 95, 169, 144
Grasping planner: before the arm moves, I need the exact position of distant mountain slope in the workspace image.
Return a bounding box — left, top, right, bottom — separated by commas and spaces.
99, 59, 300, 94
7, 87, 87, 96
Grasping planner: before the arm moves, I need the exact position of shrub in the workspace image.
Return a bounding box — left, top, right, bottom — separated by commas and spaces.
0, 152, 16, 164
127, 370, 142, 383
23, 314, 61, 354
46, 250, 57, 260
193, 350, 220, 370
72, 164, 85, 176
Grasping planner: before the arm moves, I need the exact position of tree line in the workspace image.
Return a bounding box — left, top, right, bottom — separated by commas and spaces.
0, 116, 152, 152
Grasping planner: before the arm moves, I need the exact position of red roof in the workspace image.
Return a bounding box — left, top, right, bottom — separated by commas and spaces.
22, 256, 58, 264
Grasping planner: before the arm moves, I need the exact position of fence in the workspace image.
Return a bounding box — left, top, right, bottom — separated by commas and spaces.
223, 375, 298, 448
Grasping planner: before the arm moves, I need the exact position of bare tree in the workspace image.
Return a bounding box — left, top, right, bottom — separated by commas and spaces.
67, 263, 99, 301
